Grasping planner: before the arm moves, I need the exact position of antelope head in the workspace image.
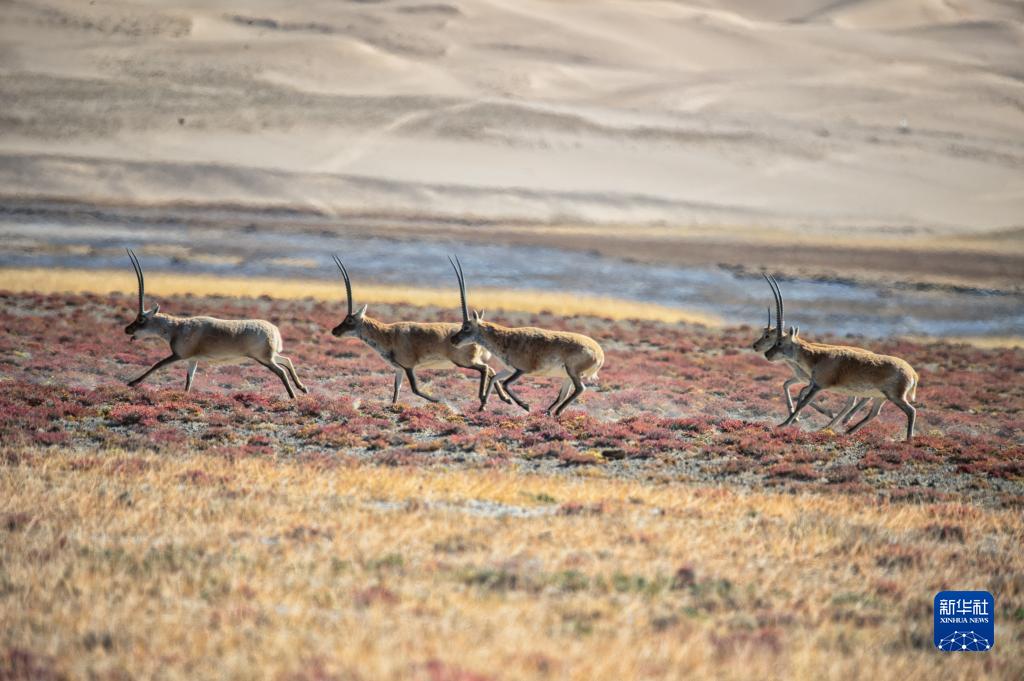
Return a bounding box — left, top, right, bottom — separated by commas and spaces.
449, 255, 484, 348
330, 255, 368, 337
761, 273, 800, 362
751, 304, 781, 352
123, 249, 161, 342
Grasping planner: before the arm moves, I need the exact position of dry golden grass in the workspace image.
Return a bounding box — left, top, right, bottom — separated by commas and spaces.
2, 449, 1021, 680
0, 267, 720, 326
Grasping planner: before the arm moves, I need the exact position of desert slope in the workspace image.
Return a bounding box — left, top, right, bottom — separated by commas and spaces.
0, 0, 1022, 233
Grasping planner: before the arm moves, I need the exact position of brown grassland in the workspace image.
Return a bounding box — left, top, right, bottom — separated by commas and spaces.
4, 454, 1022, 681
1, 280, 1022, 680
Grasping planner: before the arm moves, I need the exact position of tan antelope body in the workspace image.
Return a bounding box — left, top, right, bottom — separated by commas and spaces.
449, 256, 604, 416
762, 275, 918, 441
329, 257, 510, 408
123, 250, 307, 398
752, 310, 869, 428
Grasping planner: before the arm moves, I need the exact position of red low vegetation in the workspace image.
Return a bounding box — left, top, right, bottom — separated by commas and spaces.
1, 291, 1021, 505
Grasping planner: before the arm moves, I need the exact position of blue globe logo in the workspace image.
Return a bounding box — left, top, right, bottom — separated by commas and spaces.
937, 631, 991, 651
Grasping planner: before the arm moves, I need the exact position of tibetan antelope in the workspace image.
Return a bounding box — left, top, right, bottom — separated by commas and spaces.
752, 281, 868, 428
123, 249, 307, 398
329, 256, 511, 409
761, 274, 918, 441
448, 256, 604, 417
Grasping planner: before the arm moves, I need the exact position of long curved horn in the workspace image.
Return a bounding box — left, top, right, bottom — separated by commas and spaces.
127, 248, 144, 314
332, 255, 353, 316
770, 274, 784, 334
769, 274, 784, 335
449, 255, 469, 322
763, 273, 783, 336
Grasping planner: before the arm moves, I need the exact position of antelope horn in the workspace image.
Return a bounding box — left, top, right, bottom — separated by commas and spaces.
766, 305, 771, 328
763, 273, 783, 336
449, 255, 469, 322
127, 248, 145, 314
770, 274, 785, 335
332, 255, 353, 316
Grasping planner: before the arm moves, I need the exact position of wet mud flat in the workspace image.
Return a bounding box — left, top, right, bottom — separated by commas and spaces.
1, 199, 1022, 339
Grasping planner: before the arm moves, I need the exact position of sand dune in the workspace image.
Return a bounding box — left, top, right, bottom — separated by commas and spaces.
0, 0, 1022, 234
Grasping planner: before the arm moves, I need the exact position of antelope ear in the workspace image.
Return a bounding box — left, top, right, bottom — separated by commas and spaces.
473, 309, 484, 321
789, 325, 797, 338
356, 304, 368, 319
150, 303, 160, 316
794, 326, 800, 337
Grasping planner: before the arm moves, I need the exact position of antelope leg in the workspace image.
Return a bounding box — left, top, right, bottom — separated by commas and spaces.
184, 360, 199, 392
501, 369, 530, 412
891, 396, 917, 442
779, 384, 822, 427
846, 398, 885, 434
392, 369, 404, 405
818, 397, 858, 431
485, 369, 514, 404
553, 374, 586, 417
257, 359, 296, 399
783, 377, 800, 415
545, 378, 573, 415
455, 361, 496, 410
405, 368, 440, 404
128, 354, 181, 387
275, 354, 308, 394
842, 398, 871, 425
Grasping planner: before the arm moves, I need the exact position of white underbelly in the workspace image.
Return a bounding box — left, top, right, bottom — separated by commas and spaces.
531, 359, 571, 378
830, 384, 886, 398
191, 354, 249, 365
539, 369, 571, 379
417, 358, 458, 370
